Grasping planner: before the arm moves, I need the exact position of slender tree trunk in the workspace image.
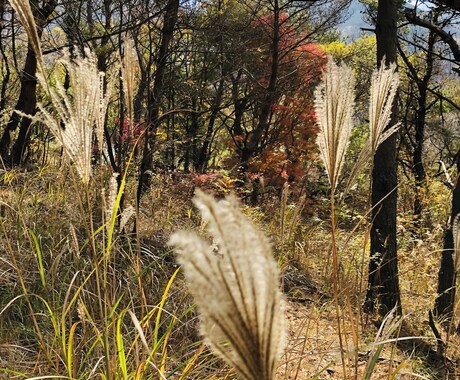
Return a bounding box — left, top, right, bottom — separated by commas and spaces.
195, 77, 224, 172
137, 0, 179, 202
0, 43, 36, 165
240, 0, 280, 169
434, 151, 460, 321
413, 30, 435, 223
365, 0, 402, 316
0, 0, 11, 113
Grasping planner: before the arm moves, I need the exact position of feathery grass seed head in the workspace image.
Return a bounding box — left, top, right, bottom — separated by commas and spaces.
36, 49, 111, 184
121, 37, 138, 129
314, 57, 355, 193
169, 190, 286, 380
369, 60, 399, 155
8, 0, 42, 69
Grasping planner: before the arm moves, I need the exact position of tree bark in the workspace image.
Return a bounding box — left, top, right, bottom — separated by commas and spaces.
434, 151, 460, 321
365, 0, 402, 316
195, 77, 225, 173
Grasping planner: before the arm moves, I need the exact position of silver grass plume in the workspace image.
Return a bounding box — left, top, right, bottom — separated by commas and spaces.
8, 0, 42, 70
121, 36, 137, 129
453, 214, 460, 271
35, 49, 111, 184
345, 61, 400, 195
314, 57, 355, 193
104, 172, 119, 234
169, 190, 286, 380
369, 61, 399, 155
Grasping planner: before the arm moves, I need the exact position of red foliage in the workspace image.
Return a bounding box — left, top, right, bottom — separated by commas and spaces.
115, 117, 144, 143
235, 12, 326, 186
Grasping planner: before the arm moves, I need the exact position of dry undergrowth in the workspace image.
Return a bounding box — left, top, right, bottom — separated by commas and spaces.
0, 165, 458, 379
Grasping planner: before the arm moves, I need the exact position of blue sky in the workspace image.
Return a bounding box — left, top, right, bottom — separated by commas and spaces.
338, 1, 368, 41
338, 1, 439, 41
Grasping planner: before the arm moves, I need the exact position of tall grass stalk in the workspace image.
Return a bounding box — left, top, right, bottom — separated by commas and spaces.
363, 308, 401, 380
314, 57, 401, 378
314, 56, 355, 379
8, 0, 43, 72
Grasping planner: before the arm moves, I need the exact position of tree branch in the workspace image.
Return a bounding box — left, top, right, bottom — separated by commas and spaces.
404, 9, 460, 62
433, 0, 460, 12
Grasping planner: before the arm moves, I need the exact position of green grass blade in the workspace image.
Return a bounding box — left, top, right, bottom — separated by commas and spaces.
67, 322, 80, 379
117, 310, 128, 379
153, 266, 180, 348
29, 229, 46, 288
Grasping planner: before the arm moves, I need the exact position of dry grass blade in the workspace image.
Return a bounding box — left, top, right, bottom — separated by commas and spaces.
35, 49, 111, 184
314, 57, 355, 192
8, 0, 42, 67
169, 190, 286, 380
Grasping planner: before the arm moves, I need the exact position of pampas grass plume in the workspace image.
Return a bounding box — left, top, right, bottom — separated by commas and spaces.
369, 60, 399, 155
121, 36, 137, 129
169, 190, 285, 380
35, 49, 111, 184
344, 61, 400, 194
314, 57, 355, 193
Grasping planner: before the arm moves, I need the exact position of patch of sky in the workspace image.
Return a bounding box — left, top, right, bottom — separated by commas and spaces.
337, 0, 452, 42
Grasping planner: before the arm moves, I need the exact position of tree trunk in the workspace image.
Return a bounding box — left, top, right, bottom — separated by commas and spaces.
137, 0, 179, 202
434, 151, 460, 321
240, 0, 280, 169
413, 30, 435, 223
365, 0, 402, 316
0, 0, 56, 166
0, 0, 11, 113
195, 77, 225, 172
0, 44, 37, 165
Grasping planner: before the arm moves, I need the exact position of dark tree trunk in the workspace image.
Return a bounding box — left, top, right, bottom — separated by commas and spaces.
231, 69, 246, 139
137, 0, 179, 202
0, 44, 37, 165
195, 77, 225, 172
240, 0, 280, 169
0, 0, 11, 113
365, 0, 402, 316
434, 152, 460, 321
133, 18, 154, 123
183, 96, 198, 173
0, 0, 56, 166
412, 31, 435, 221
